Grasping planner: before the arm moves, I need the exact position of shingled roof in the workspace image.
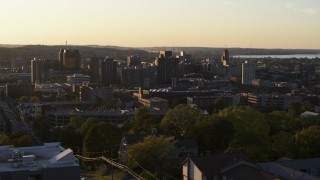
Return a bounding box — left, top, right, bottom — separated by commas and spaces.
186, 153, 250, 176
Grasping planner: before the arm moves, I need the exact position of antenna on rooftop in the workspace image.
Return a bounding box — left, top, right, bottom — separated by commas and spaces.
66, 41, 68, 49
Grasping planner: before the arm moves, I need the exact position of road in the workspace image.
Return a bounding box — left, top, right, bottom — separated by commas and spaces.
0, 101, 34, 136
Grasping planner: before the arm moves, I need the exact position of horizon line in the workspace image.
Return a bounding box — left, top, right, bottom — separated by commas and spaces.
0, 44, 320, 51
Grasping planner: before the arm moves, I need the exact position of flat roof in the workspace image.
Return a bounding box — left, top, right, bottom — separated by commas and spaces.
0, 142, 79, 172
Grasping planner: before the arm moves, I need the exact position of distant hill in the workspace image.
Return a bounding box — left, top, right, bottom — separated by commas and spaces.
141, 47, 320, 57
0, 45, 319, 66
0, 45, 154, 66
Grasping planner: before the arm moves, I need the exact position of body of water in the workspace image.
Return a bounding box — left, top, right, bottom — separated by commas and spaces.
233, 54, 320, 59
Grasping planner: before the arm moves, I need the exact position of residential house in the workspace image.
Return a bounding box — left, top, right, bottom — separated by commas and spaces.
182, 153, 283, 180
259, 157, 320, 180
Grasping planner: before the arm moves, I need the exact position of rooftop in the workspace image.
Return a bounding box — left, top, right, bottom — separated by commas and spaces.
0, 142, 79, 172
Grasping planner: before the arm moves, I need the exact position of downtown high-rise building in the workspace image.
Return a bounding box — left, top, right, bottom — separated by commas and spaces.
127, 55, 141, 67
155, 51, 179, 85
58, 49, 80, 71
242, 61, 256, 85
31, 58, 46, 84
99, 58, 118, 85
90, 55, 103, 83
221, 49, 230, 66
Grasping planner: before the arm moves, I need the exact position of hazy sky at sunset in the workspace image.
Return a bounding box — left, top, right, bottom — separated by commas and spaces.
1, 0, 319, 48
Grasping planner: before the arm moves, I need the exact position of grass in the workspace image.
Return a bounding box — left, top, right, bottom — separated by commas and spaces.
82, 169, 126, 180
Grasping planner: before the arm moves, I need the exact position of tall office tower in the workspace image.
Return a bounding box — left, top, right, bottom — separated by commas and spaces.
31, 58, 45, 84
179, 51, 192, 62
58, 49, 80, 71
242, 61, 256, 85
155, 51, 179, 85
90, 55, 102, 83
58, 49, 64, 70
127, 55, 141, 67
221, 49, 230, 66
99, 58, 118, 85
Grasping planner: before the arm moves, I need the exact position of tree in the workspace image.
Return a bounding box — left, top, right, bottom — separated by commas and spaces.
69, 116, 85, 130
48, 126, 83, 151
127, 136, 174, 173
161, 104, 204, 137
209, 97, 226, 114
270, 131, 293, 160
131, 107, 162, 133
169, 98, 186, 108
18, 96, 29, 102
217, 106, 271, 162
265, 111, 288, 135
301, 101, 314, 112
193, 116, 234, 152
80, 117, 100, 136
11, 134, 35, 147
293, 126, 320, 158
288, 102, 302, 117
33, 115, 50, 141
92, 96, 103, 108
102, 100, 118, 110
83, 122, 122, 158
29, 96, 40, 102
61, 127, 83, 150
0, 133, 10, 145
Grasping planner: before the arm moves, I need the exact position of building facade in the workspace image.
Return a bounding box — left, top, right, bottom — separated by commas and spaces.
121, 67, 155, 88
99, 58, 117, 85
242, 61, 256, 85
155, 51, 179, 85
31, 58, 46, 84
59, 49, 80, 71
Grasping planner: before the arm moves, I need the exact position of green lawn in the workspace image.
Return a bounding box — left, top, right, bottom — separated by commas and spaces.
82, 169, 125, 180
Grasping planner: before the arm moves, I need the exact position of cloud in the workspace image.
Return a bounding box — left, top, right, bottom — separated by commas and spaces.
285, 2, 318, 15
301, 8, 318, 15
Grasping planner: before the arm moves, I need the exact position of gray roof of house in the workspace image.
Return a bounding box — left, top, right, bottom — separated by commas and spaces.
222, 162, 287, 180
258, 162, 319, 180
276, 158, 320, 171
188, 153, 250, 175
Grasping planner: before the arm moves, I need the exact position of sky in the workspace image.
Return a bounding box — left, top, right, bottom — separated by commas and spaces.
0, 0, 319, 49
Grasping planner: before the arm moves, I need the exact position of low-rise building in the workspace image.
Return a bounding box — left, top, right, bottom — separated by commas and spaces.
182, 153, 281, 180
0, 142, 80, 180
80, 86, 114, 102
46, 108, 128, 128
247, 93, 301, 109
67, 73, 90, 85
133, 88, 169, 110
5, 83, 34, 98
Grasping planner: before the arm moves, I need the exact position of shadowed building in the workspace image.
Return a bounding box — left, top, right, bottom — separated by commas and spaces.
155, 51, 179, 85
221, 49, 230, 66
31, 58, 46, 84
90, 55, 103, 83
242, 61, 256, 85
58, 49, 80, 71
127, 55, 141, 67
99, 58, 117, 85
121, 66, 156, 88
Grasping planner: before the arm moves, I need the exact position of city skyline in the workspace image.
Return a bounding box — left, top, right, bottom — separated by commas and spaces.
1, 0, 320, 49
